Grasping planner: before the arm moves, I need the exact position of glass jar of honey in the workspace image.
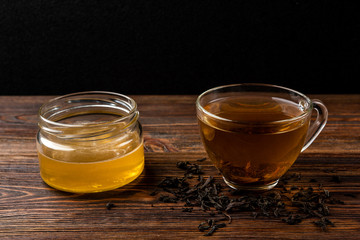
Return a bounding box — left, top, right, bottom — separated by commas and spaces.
36, 91, 144, 193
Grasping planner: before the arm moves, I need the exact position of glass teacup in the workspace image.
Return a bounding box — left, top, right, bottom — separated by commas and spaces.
196, 84, 328, 191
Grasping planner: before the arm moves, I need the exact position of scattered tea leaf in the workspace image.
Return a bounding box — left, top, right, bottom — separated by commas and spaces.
331, 175, 342, 183
159, 195, 178, 203
204, 223, 226, 236
106, 202, 115, 210
197, 157, 207, 162
282, 214, 303, 225
151, 160, 346, 235
313, 217, 334, 231
182, 207, 193, 212
344, 193, 356, 198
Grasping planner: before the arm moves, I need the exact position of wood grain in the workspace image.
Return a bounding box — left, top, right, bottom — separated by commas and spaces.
0, 95, 359, 239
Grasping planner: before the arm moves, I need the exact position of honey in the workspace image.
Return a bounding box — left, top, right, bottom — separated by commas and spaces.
37, 142, 144, 193
36, 92, 144, 193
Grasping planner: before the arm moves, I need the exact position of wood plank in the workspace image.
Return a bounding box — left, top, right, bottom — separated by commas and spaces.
0, 153, 359, 239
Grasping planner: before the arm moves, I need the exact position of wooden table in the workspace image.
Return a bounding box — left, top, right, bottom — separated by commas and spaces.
0, 95, 359, 239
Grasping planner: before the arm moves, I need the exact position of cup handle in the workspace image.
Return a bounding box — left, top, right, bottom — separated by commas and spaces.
301, 99, 328, 152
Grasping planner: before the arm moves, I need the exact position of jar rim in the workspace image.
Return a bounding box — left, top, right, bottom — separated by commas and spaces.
39, 91, 138, 128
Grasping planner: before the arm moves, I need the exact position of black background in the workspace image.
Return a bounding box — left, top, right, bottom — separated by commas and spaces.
1, 0, 359, 95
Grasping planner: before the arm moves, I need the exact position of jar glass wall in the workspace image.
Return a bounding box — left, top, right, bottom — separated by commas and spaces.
36, 91, 144, 193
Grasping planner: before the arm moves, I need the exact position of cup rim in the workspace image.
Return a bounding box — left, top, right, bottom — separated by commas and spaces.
39, 91, 138, 128
196, 83, 313, 126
